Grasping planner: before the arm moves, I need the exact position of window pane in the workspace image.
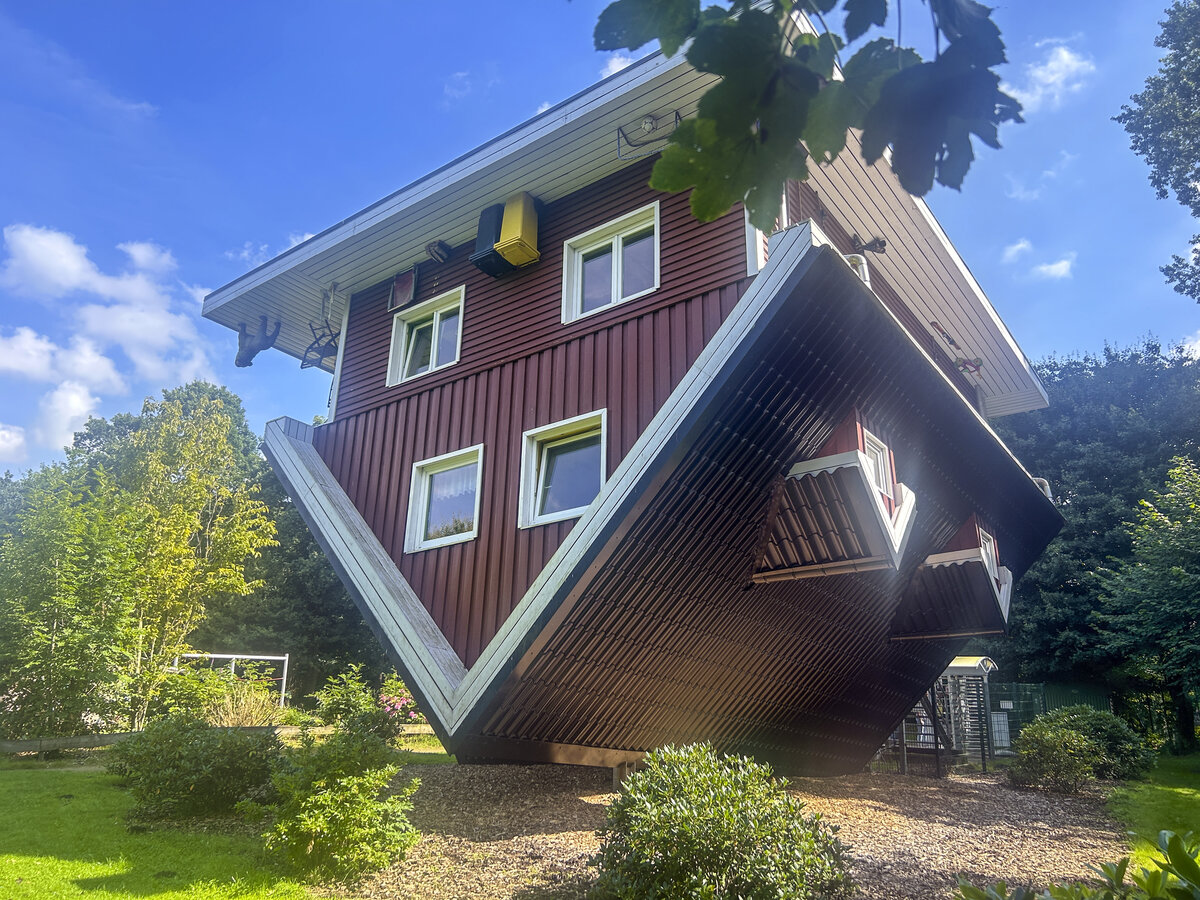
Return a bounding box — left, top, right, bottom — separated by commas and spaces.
424, 461, 477, 541
621, 228, 655, 298
538, 433, 602, 516
581, 247, 613, 313
435, 309, 460, 367
404, 320, 434, 378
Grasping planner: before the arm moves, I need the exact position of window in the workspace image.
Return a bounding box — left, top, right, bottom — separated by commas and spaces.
979, 529, 999, 581
405, 444, 483, 552
862, 429, 893, 500
387, 287, 464, 385
562, 203, 659, 322
519, 411, 607, 527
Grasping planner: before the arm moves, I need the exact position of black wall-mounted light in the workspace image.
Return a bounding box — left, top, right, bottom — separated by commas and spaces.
852, 234, 887, 255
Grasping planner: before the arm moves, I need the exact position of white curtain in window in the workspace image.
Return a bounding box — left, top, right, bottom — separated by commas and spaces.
431, 462, 476, 499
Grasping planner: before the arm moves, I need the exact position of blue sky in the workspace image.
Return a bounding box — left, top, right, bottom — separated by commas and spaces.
0, 1, 1197, 471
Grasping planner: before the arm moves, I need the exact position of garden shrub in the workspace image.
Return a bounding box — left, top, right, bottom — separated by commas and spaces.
1037, 705, 1156, 780
954, 830, 1200, 899
309, 665, 397, 740
264, 764, 420, 882
591, 743, 853, 900
107, 712, 280, 819
381, 672, 426, 726
244, 710, 419, 881
1006, 719, 1098, 793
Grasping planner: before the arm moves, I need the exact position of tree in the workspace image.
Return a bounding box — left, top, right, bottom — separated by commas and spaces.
0, 383, 277, 735
976, 342, 1200, 684
0, 464, 134, 737
594, 0, 1021, 229
191, 465, 390, 701
1116, 0, 1200, 303
1097, 457, 1200, 750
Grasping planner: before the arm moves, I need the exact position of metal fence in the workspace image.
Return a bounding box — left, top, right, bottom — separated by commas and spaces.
870, 680, 1112, 775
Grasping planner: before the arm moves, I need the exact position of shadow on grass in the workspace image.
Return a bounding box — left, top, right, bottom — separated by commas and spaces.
0, 769, 310, 898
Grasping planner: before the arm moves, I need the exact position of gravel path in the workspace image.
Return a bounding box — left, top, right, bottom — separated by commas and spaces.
340, 763, 1127, 900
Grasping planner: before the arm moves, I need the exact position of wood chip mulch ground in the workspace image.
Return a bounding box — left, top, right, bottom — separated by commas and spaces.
337, 763, 1127, 900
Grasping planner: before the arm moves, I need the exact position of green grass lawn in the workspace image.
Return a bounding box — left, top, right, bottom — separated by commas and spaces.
395, 731, 454, 765
1108, 752, 1200, 866
0, 764, 322, 899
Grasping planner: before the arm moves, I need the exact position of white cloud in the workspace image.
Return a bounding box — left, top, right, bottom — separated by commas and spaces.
118, 241, 176, 274
444, 71, 471, 100
1003, 43, 1096, 114
601, 53, 635, 78
182, 283, 210, 306
0, 327, 126, 394
1041, 150, 1078, 180
536, 101, 553, 115
34, 381, 98, 451
286, 232, 314, 249
0, 424, 27, 464
0, 10, 157, 121
0, 224, 211, 385
1031, 252, 1077, 280
1002, 238, 1032, 263
1004, 176, 1041, 202
225, 241, 271, 268
1183, 329, 1200, 359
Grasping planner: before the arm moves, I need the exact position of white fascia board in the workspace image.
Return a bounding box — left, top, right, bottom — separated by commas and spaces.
909, 195, 1048, 412
203, 49, 689, 319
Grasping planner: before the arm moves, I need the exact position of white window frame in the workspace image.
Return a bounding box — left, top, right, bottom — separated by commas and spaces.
561, 202, 660, 323
979, 528, 999, 581
386, 286, 465, 386
404, 443, 484, 553
518, 410, 607, 528
862, 429, 894, 500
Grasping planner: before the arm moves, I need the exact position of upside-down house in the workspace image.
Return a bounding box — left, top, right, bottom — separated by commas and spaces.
202, 45, 1061, 775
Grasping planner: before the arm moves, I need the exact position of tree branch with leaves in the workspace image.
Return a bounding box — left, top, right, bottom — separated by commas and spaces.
594, 0, 1022, 230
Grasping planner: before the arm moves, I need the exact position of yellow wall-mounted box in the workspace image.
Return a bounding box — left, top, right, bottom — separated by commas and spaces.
494, 192, 539, 267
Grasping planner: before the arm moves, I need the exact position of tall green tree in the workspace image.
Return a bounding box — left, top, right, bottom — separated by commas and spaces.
594, 0, 1020, 229
0, 464, 135, 737
1097, 457, 1200, 750
1116, 0, 1200, 302
0, 383, 276, 735
192, 466, 390, 702
112, 391, 277, 728
980, 342, 1200, 684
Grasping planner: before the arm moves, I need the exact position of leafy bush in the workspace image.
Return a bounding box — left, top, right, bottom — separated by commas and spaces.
249, 719, 418, 881
1036, 705, 1156, 780
278, 705, 321, 728
270, 727, 394, 802
264, 764, 420, 882
591, 743, 853, 900
955, 830, 1200, 899
380, 672, 426, 726
309, 665, 397, 740
107, 712, 280, 819
1006, 719, 1098, 793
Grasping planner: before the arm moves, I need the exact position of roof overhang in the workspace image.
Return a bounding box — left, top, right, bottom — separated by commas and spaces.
203, 44, 1047, 416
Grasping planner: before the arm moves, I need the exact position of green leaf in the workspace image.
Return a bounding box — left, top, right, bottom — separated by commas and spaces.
804, 81, 853, 162
594, 0, 700, 56
843, 0, 887, 43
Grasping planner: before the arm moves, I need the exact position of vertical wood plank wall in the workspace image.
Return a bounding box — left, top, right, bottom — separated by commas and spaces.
312, 159, 751, 666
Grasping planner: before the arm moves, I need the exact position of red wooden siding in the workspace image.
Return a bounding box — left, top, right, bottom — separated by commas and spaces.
312, 158, 753, 667
331, 157, 748, 422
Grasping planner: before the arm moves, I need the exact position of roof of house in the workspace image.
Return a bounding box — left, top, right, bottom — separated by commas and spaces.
203, 46, 1047, 418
